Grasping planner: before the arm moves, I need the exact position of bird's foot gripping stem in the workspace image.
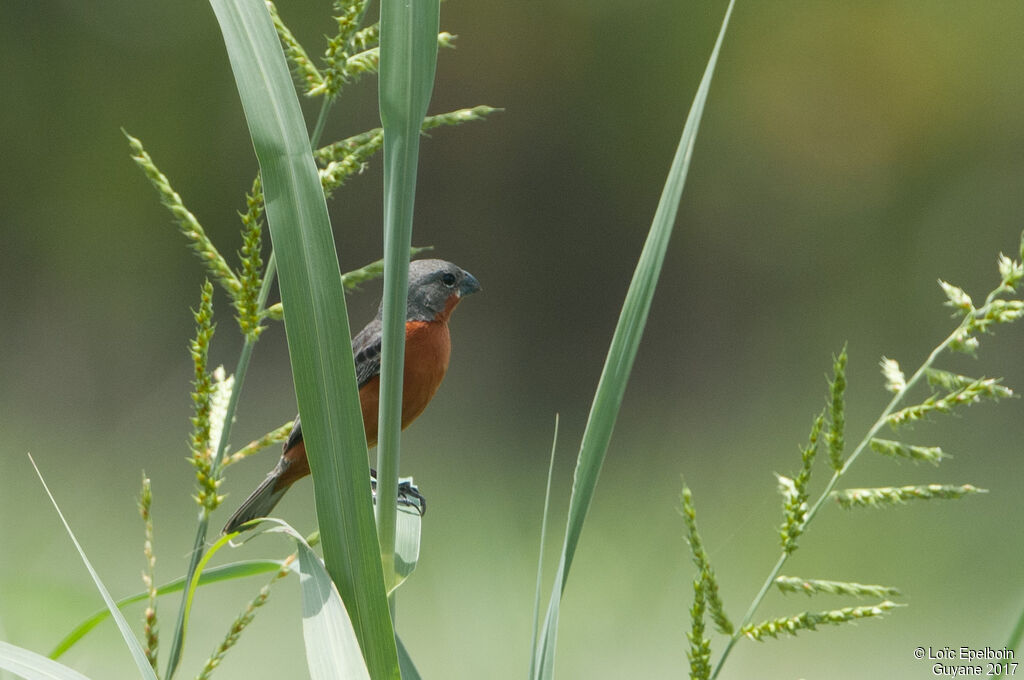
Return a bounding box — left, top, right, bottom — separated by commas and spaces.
370, 469, 426, 516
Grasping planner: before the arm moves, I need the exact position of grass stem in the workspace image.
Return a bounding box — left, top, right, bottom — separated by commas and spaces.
164, 254, 278, 680
710, 310, 979, 679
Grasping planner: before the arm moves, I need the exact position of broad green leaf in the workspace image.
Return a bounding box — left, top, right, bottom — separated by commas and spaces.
207, 0, 398, 676
50, 560, 288, 659
28, 456, 158, 680
0, 640, 92, 680
259, 521, 370, 680
531, 1, 736, 677
375, 0, 441, 588
528, 416, 559, 680
389, 505, 422, 595
296, 540, 370, 680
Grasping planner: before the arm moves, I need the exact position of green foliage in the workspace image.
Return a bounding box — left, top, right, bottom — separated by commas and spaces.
868, 438, 945, 465
939, 279, 973, 313
316, 106, 499, 198
774, 576, 901, 599
50, 559, 291, 661
687, 579, 712, 680
887, 376, 1012, 427
188, 281, 214, 452
826, 346, 847, 471
706, 243, 1024, 679
879, 357, 906, 393
832, 483, 986, 509
997, 605, 1024, 678
24, 0, 1024, 678
267, 0, 454, 101
188, 281, 223, 512
43, 0, 492, 676
222, 420, 294, 467
235, 177, 265, 341
375, 0, 441, 596
137, 475, 159, 672
529, 417, 559, 680
926, 368, 984, 391
387, 505, 424, 595
532, 3, 737, 676
742, 602, 899, 642
1, 640, 93, 680
680, 485, 732, 636
125, 133, 242, 299
778, 411, 823, 554
253, 521, 373, 680
29, 456, 159, 680
266, 0, 325, 95
207, 1, 398, 676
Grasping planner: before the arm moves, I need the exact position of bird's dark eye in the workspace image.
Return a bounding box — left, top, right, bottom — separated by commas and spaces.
441, 272, 457, 287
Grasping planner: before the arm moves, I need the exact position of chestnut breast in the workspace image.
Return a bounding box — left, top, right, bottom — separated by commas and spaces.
359, 318, 451, 447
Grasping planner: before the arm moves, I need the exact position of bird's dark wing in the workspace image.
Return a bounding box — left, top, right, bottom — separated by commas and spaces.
282, 416, 304, 454
352, 317, 383, 389
282, 318, 384, 453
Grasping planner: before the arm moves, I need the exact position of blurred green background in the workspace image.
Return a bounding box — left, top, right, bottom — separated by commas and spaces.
3, 1, 1024, 678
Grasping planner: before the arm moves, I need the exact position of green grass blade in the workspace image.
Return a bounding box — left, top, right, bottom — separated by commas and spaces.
50, 560, 288, 659
207, 0, 398, 676
528, 415, 559, 680
28, 456, 158, 680
1007, 603, 1024, 654
995, 602, 1024, 678
0, 641, 93, 680
165, 515, 210, 678
395, 636, 422, 680
295, 538, 371, 680
179, 533, 245, 652
532, 1, 736, 676
389, 505, 422, 595
375, 0, 441, 590
258, 520, 371, 680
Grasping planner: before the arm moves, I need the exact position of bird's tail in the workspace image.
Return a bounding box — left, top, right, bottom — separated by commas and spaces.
222, 469, 290, 534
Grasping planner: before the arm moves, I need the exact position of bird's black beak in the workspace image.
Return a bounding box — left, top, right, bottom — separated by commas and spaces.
459, 270, 481, 297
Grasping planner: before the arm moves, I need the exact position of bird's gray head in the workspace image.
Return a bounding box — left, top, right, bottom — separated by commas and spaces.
383, 259, 480, 322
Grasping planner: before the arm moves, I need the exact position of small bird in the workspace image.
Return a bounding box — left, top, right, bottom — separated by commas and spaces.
222, 259, 480, 534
